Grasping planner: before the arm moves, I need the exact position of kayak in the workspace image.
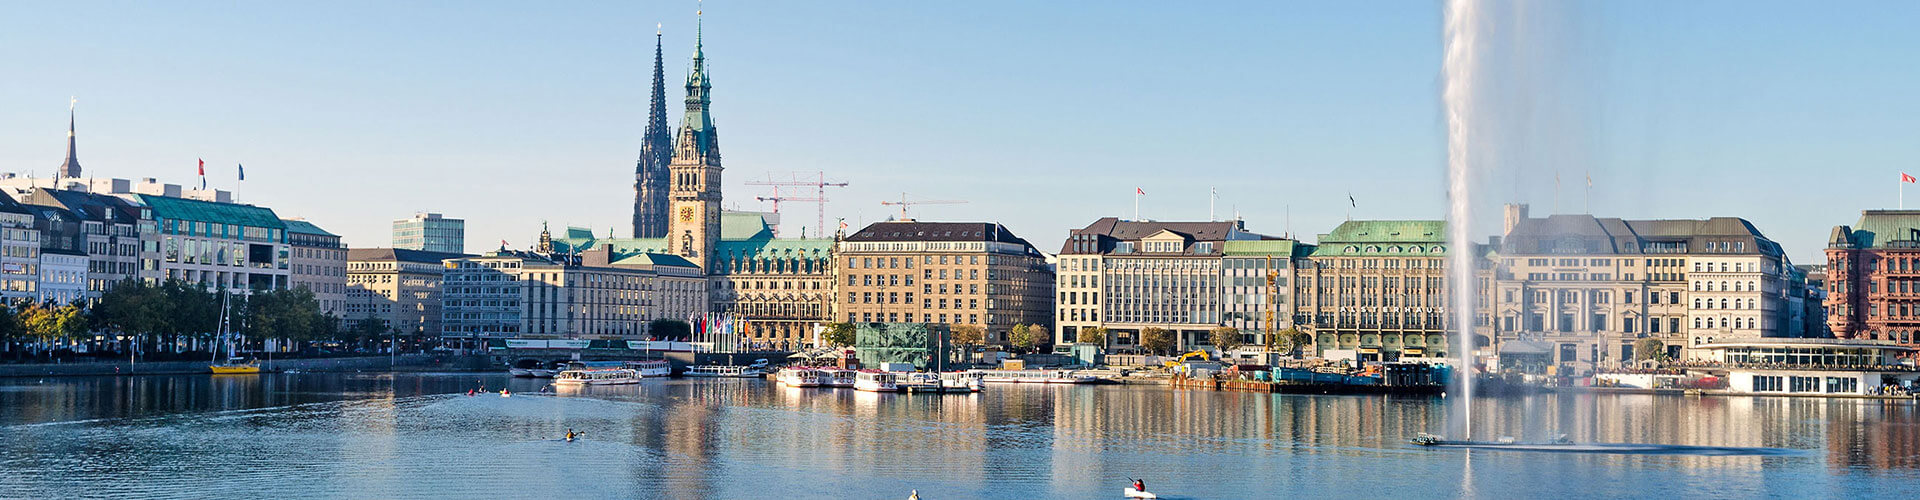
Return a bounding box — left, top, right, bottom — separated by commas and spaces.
1125, 487, 1157, 499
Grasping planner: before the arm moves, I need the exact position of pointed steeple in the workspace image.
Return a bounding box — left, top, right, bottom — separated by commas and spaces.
57, 97, 81, 180
677, 9, 717, 161
632, 23, 674, 239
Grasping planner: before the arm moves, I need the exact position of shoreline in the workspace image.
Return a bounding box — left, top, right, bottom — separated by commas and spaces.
0, 354, 494, 378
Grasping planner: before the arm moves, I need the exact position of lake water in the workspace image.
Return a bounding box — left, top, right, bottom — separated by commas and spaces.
0, 372, 1915, 499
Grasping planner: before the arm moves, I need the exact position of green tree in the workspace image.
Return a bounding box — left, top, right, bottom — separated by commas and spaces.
648, 319, 691, 340
1140, 327, 1175, 355
822, 322, 856, 347
1634, 337, 1666, 362
1076, 326, 1107, 345
951, 324, 985, 346
1209, 326, 1242, 353
1009, 324, 1041, 353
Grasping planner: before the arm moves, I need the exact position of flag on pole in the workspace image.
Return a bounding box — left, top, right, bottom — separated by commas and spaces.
197, 158, 206, 189
1348, 193, 1356, 207
238, 164, 245, 181
1903, 173, 1915, 183
1136, 187, 1145, 195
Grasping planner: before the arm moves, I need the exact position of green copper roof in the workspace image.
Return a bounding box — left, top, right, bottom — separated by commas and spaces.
1837, 210, 1920, 249
721, 212, 774, 240
613, 252, 699, 268
136, 194, 284, 229
547, 210, 827, 264
280, 219, 335, 237
1311, 220, 1449, 257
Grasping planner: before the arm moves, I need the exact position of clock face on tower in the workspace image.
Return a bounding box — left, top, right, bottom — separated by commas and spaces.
679, 207, 696, 222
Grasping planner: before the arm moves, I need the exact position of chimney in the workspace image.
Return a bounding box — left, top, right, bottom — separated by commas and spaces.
1503, 203, 1530, 236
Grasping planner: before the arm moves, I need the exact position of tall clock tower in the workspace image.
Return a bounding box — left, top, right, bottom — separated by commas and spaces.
667, 17, 722, 269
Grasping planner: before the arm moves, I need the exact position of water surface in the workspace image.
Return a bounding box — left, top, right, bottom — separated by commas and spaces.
0, 373, 1914, 499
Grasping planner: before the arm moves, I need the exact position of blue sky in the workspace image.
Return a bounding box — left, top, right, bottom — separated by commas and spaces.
0, 1, 1915, 262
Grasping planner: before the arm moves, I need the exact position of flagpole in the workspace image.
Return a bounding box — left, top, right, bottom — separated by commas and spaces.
1133, 190, 1140, 221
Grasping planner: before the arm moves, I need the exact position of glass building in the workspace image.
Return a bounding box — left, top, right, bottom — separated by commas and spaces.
392, 212, 464, 254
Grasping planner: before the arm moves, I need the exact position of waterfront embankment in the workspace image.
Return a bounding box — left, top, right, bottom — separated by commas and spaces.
0, 354, 494, 378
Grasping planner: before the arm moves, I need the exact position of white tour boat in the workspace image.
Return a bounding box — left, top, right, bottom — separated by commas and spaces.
552, 368, 641, 386
939, 371, 985, 393
624, 359, 672, 378
971, 369, 1101, 384
683, 359, 771, 378
853, 371, 899, 392
821, 368, 857, 387
776, 367, 824, 387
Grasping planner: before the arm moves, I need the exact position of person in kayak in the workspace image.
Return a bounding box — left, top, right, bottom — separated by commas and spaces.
1132, 479, 1146, 492
565, 429, 577, 442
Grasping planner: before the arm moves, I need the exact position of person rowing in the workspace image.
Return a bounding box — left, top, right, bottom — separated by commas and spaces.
1125, 478, 1156, 499
565, 428, 578, 442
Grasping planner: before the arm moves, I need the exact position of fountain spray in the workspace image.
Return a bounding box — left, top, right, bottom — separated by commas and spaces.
1443, 0, 1481, 439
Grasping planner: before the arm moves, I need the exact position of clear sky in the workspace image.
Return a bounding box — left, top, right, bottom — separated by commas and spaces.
1, 1, 1915, 262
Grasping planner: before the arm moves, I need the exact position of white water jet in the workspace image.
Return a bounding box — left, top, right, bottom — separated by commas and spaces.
1442, 0, 1481, 440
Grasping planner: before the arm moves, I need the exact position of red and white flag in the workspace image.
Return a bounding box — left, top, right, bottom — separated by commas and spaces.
1135, 187, 1145, 195
197, 158, 205, 176
1903, 173, 1915, 184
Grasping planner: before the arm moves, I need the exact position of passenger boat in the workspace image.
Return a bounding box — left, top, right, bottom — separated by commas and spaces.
625, 359, 671, 378
776, 367, 824, 387
971, 369, 1100, 384
899, 372, 943, 393
853, 371, 899, 392
683, 359, 770, 378
939, 371, 984, 393
553, 368, 641, 386
821, 368, 857, 387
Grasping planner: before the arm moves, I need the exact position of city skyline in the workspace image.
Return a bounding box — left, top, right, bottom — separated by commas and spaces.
2, 2, 1917, 261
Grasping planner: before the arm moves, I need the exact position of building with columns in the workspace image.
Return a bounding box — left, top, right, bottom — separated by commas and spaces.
1054, 217, 1299, 352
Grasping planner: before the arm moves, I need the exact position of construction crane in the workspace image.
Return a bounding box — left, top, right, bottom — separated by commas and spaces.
880, 192, 967, 220
744, 171, 848, 237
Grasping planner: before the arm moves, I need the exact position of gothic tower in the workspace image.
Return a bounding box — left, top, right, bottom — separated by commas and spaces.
632, 27, 673, 238
667, 14, 722, 269
57, 98, 81, 180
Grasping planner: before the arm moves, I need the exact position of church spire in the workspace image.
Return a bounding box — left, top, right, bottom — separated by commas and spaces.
632, 22, 673, 238
678, 8, 716, 161
58, 97, 81, 180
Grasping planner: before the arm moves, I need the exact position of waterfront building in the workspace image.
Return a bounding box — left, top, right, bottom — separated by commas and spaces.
136, 194, 290, 292
346, 248, 469, 336
440, 245, 707, 343
1055, 217, 1283, 351
1490, 204, 1799, 371
37, 248, 85, 304
1298, 220, 1459, 362
1682, 338, 1917, 396
631, 29, 673, 240
549, 214, 832, 349
1825, 210, 1920, 348
19, 188, 157, 294
392, 212, 464, 254
550, 20, 834, 349
0, 195, 41, 300
836, 221, 1052, 345
283, 219, 348, 316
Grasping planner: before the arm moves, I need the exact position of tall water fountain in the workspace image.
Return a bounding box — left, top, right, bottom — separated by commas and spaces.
1442, 0, 1481, 439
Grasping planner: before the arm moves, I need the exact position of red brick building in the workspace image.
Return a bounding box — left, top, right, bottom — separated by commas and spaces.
1826, 210, 1920, 346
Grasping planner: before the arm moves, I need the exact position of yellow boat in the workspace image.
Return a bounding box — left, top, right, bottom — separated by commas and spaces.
211, 361, 261, 374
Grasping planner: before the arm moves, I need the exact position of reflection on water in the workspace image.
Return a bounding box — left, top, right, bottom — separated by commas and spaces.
0, 373, 1916, 499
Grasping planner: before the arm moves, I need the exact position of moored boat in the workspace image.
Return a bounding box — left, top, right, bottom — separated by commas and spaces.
210, 359, 261, 375
821, 368, 857, 387
970, 369, 1100, 384
508, 367, 535, 378
553, 368, 641, 386
625, 359, 671, 378
939, 371, 984, 393
899, 373, 942, 393
853, 371, 899, 392
684, 359, 770, 378
776, 367, 824, 387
